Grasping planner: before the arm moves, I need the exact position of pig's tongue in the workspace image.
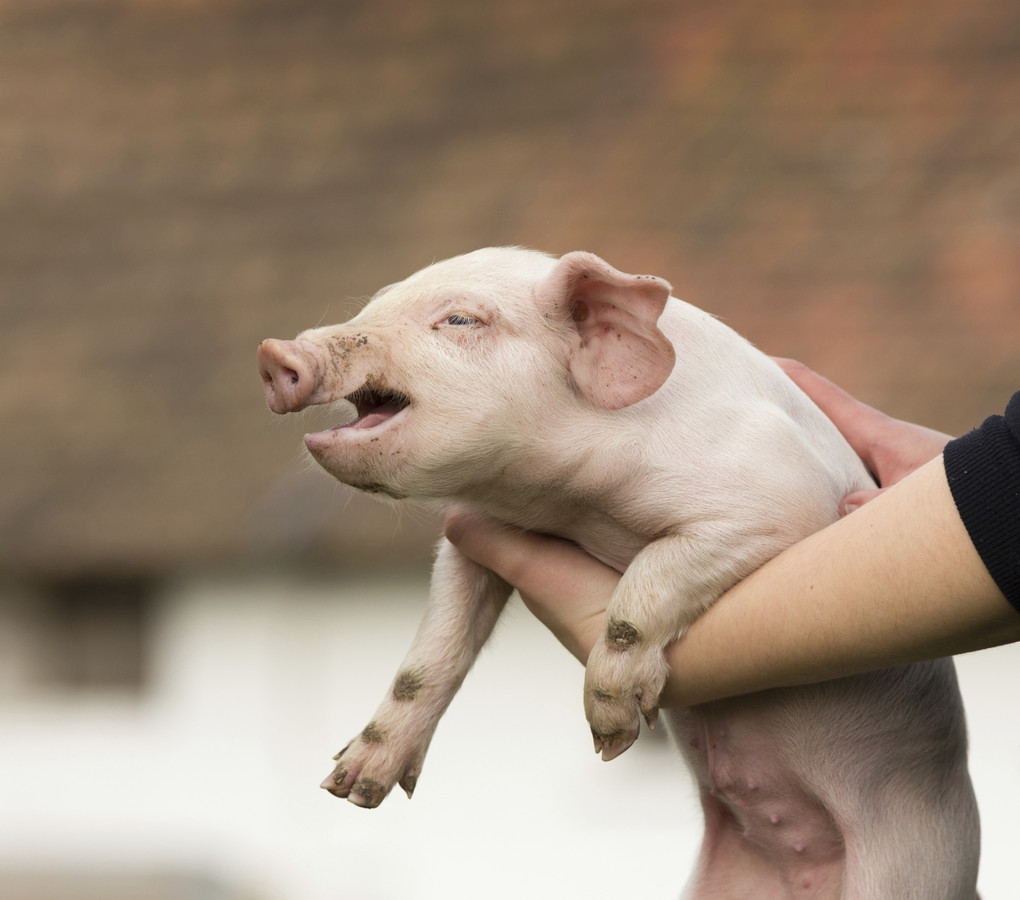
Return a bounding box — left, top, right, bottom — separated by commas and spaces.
341, 399, 405, 430
352, 412, 390, 429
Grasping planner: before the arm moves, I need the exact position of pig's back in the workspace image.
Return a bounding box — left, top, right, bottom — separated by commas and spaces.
654, 297, 872, 496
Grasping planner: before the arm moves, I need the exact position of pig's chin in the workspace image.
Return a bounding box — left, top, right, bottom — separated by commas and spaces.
302, 392, 412, 496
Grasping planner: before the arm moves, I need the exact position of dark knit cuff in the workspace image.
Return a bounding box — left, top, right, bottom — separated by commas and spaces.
943, 393, 1020, 614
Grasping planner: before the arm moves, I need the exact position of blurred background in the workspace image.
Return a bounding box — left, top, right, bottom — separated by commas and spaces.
1, 0, 1018, 897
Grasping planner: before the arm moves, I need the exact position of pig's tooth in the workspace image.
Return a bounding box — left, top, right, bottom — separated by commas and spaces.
331, 414, 360, 430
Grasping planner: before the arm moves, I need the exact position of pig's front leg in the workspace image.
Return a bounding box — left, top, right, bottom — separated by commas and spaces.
322, 538, 512, 807
583, 533, 740, 761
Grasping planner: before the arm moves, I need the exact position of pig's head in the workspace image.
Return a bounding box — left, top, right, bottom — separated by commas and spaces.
257, 248, 674, 501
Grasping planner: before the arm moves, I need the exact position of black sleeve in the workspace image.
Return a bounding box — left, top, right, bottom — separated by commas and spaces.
943, 392, 1020, 614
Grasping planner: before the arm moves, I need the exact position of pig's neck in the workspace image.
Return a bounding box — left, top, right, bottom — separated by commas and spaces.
445, 420, 654, 572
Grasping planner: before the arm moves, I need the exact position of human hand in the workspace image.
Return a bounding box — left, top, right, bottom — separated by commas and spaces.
774, 359, 953, 514
444, 508, 616, 665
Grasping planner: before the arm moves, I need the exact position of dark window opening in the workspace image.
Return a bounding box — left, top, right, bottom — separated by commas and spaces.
0, 574, 156, 695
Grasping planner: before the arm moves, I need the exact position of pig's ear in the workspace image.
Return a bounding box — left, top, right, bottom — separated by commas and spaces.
541, 251, 675, 410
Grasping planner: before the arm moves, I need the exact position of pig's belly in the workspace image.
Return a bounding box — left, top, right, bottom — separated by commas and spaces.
669, 703, 845, 896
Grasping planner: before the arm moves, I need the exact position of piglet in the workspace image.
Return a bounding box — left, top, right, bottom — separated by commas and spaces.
258, 248, 978, 898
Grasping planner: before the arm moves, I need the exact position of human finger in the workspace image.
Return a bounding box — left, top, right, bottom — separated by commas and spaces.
839, 488, 887, 516
773, 358, 951, 488
444, 508, 615, 663
772, 358, 888, 468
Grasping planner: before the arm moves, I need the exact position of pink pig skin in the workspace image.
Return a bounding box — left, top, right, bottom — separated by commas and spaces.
258, 248, 978, 899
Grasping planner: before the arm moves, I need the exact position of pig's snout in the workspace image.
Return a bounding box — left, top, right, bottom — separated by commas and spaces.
258, 339, 317, 413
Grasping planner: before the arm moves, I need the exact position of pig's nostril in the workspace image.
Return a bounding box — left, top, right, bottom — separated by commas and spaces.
261, 366, 300, 389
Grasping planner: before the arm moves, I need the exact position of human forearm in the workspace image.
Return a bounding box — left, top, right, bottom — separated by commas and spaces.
660, 454, 1020, 705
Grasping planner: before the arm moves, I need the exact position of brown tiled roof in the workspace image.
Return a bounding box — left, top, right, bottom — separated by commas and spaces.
1, 0, 1018, 577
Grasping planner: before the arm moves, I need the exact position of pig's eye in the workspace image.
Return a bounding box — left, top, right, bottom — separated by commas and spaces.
443, 313, 478, 326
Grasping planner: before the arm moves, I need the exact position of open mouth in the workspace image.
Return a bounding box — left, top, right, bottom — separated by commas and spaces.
334, 384, 411, 431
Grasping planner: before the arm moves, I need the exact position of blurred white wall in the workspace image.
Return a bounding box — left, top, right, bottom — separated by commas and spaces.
0, 574, 1016, 899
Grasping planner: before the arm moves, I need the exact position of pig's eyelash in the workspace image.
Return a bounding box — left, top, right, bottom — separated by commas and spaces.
440, 313, 479, 326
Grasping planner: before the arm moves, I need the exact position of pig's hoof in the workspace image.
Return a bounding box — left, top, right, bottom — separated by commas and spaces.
583, 644, 667, 762
320, 723, 424, 808
590, 724, 639, 762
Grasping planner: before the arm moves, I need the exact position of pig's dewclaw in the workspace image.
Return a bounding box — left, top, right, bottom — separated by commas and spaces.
642, 703, 660, 731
